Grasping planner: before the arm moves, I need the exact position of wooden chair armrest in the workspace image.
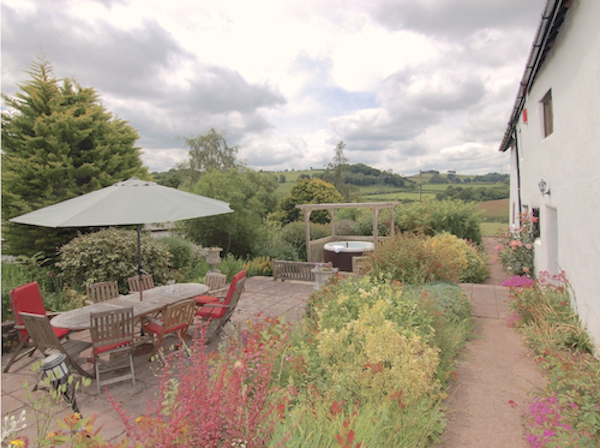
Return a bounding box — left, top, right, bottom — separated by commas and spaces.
208, 286, 228, 298
201, 303, 229, 310
46, 311, 61, 317
84, 300, 94, 306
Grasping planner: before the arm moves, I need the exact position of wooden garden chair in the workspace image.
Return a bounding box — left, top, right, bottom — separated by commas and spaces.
18, 312, 93, 379
127, 274, 154, 293
143, 299, 197, 363
4, 282, 71, 373
196, 270, 246, 344
89, 307, 136, 394
85, 281, 120, 305
204, 271, 228, 297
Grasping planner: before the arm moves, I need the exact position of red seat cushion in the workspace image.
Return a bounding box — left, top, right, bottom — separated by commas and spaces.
146, 321, 188, 336
94, 341, 131, 355
196, 303, 226, 319
194, 295, 217, 305
53, 327, 70, 339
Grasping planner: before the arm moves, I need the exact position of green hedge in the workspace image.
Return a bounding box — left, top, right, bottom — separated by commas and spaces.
396, 199, 483, 245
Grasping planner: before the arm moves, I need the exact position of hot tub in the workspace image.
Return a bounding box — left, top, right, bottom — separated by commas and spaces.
323, 241, 375, 272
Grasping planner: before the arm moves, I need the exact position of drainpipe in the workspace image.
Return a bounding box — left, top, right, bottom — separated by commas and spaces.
514, 129, 522, 217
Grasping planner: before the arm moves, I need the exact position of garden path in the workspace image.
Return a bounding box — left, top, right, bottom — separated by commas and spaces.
439, 236, 546, 447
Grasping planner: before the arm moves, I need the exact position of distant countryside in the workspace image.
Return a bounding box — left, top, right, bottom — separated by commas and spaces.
264, 167, 509, 235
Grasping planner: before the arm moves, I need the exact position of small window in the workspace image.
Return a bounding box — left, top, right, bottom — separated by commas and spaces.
541, 90, 553, 137
532, 208, 540, 239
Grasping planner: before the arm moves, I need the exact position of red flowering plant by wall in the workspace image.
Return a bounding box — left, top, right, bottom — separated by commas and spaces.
497, 212, 537, 277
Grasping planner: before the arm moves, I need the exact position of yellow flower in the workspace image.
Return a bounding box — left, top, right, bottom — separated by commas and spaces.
46, 431, 57, 438
9, 440, 25, 447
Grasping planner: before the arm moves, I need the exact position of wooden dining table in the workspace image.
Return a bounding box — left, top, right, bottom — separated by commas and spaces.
50, 283, 209, 330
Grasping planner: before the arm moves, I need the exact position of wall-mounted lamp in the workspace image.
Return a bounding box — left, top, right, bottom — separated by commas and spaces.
538, 179, 551, 196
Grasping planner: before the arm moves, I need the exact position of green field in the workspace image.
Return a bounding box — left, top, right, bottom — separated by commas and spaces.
478, 198, 509, 220
269, 169, 508, 203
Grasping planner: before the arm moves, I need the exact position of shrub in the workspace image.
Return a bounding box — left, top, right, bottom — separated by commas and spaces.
351, 210, 390, 236
243, 256, 272, 277
497, 212, 536, 277
333, 218, 355, 236
305, 277, 439, 405
278, 221, 331, 262
56, 228, 172, 293
402, 282, 475, 384
459, 240, 489, 283
396, 199, 483, 245
316, 299, 440, 404
365, 233, 465, 284
158, 235, 200, 271
403, 282, 473, 323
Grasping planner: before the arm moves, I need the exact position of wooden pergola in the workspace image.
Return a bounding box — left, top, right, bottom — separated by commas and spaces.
295, 202, 400, 262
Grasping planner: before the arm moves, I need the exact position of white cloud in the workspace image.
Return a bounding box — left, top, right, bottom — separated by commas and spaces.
1, 0, 546, 175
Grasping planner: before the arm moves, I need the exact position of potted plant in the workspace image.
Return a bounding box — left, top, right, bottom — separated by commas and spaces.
311, 262, 338, 290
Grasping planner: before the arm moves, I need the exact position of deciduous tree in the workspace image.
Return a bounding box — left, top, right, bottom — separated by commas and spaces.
180, 168, 278, 257
271, 178, 344, 225
177, 128, 242, 187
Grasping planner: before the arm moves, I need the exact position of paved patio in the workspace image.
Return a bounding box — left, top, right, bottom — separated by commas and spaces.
1, 276, 314, 444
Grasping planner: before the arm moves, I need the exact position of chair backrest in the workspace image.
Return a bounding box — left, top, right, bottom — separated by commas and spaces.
205, 272, 227, 294
161, 299, 197, 334
222, 270, 246, 307
19, 311, 63, 354
86, 281, 120, 303
90, 307, 134, 353
127, 275, 154, 293
11, 282, 47, 339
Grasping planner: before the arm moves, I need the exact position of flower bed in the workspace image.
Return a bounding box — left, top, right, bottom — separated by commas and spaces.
509, 272, 599, 447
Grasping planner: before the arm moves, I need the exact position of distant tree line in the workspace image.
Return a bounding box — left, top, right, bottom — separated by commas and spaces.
435, 185, 509, 202
314, 163, 405, 188
429, 172, 508, 185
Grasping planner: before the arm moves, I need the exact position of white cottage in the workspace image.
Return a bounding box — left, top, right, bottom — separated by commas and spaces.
499, 0, 600, 349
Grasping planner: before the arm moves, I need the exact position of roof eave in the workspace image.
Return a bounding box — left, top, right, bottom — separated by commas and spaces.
498, 0, 571, 152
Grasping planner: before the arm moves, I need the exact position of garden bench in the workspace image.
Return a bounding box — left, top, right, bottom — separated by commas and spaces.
272, 260, 332, 282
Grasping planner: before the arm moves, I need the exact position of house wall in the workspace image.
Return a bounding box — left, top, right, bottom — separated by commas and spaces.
511, 0, 600, 349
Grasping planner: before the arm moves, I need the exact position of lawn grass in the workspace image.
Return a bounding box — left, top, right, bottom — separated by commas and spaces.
480, 222, 506, 236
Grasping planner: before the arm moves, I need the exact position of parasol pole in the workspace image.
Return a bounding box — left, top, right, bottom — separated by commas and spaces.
137, 224, 143, 302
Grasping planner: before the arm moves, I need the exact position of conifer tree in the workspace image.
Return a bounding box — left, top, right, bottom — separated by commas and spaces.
1, 56, 147, 258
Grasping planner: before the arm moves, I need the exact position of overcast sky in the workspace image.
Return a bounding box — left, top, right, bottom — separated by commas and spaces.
2, 0, 545, 175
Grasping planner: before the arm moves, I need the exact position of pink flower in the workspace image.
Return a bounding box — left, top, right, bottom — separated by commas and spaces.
526, 244, 532, 250
523, 267, 530, 273
495, 245, 503, 251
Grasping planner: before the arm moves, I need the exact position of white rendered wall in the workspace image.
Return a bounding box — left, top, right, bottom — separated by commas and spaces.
511, 0, 600, 350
